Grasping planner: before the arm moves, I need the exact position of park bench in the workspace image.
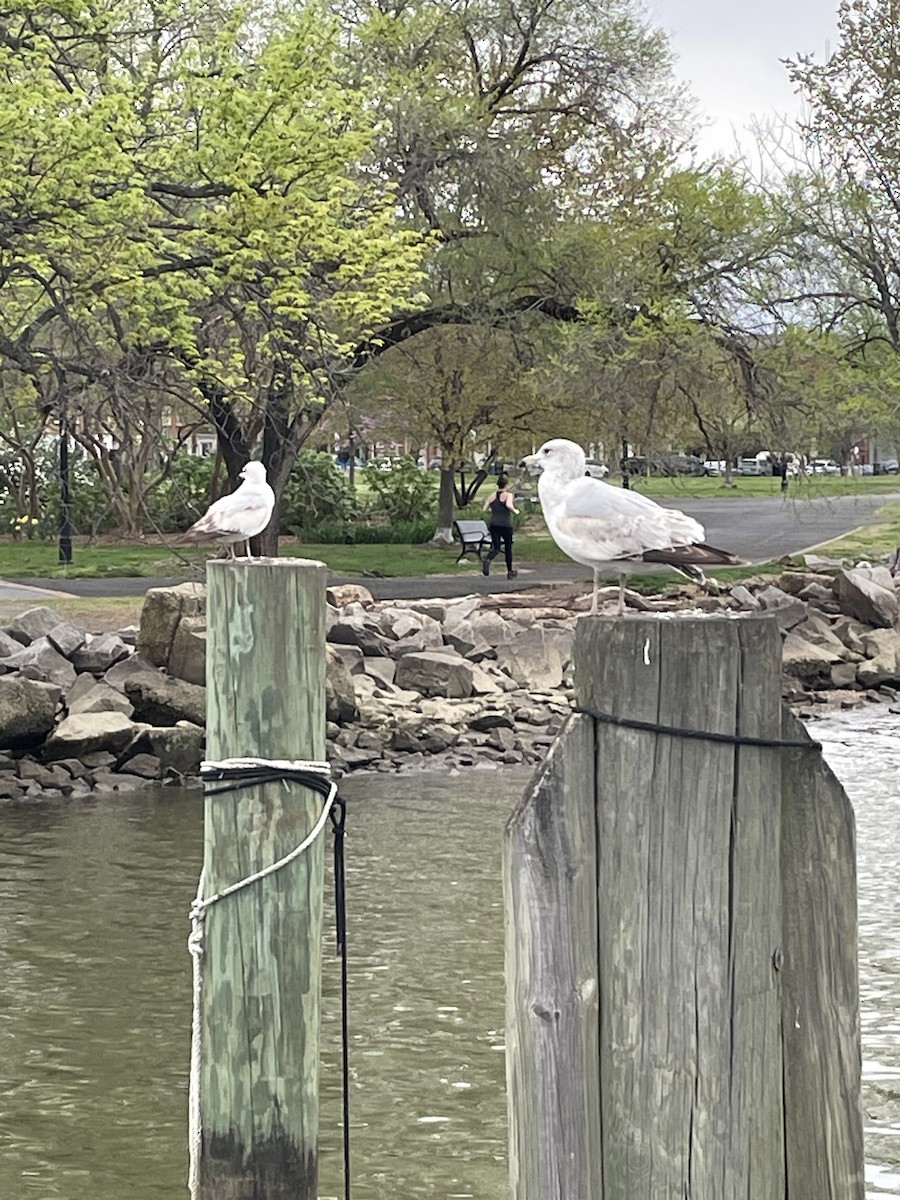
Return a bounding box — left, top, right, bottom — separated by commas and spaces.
452, 518, 491, 564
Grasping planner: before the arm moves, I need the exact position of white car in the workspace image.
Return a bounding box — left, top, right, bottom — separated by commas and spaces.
584, 458, 609, 479
809, 459, 841, 475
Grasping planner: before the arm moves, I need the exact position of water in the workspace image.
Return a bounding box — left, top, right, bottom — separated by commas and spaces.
0, 716, 897, 1200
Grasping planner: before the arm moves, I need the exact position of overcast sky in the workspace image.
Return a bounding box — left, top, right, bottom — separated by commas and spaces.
649, 0, 839, 158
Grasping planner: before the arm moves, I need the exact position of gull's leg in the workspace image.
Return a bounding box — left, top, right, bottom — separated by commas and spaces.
590, 567, 600, 615
617, 572, 626, 616
227, 543, 236, 561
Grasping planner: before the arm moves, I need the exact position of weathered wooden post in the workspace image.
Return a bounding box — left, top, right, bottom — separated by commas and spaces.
196, 557, 327, 1199
504, 614, 864, 1200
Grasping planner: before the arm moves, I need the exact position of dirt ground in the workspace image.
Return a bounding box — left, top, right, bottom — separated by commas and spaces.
0, 596, 143, 634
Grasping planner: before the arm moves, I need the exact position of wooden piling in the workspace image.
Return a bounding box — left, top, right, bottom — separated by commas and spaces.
200, 558, 327, 1200
504, 614, 863, 1200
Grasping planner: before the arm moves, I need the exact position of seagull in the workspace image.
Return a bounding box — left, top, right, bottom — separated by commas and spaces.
520, 438, 742, 615
177, 461, 275, 559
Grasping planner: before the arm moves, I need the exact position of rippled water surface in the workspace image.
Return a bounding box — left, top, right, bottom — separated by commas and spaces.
0, 715, 897, 1199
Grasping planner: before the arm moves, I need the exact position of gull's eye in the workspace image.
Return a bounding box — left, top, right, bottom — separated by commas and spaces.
542, 447, 550, 455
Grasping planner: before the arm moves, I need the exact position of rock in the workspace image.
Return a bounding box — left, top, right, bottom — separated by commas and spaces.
91, 771, 149, 794
792, 615, 851, 661
857, 629, 900, 687
117, 625, 139, 646
831, 617, 868, 655
443, 598, 481, 631
1, 637, 76, 688
756, 587, 809, 630
470, 611, 513, 645
729, 585, 761, 610
363, 658, 396, 688
138, 582, 207, 668
0, 629, 22, 658
103, 654, 157, 693
45, 712, 140, 758
330, 645, 365, 675
469, 711, 514, 731
778, 571, 834, 597
834, 568, 899, 629
781, 632, 841, 678
798, 582, 836, 606
70, 633, 132, 673
167, 616, 207, 686
6, 606, 67, 645
325, 645, 359, 725
145, 724, 204, 775
394, 650, 475, 698
487, 725, 516, 752
830, 662, 860, 689
326, 584, 374, 609
470, 665, 503, 695
46, 621, 87, 657
80, 750, 116, 769
68, 680, 135, 717
17, 758, 72, 788
405, 600, 448, 623
124, 674, 206, 726
495, 626, 571, 690
327, 617, 391, 657
444, 622, 478, 657
391, 720, 460, 753
117, 753, 162, 780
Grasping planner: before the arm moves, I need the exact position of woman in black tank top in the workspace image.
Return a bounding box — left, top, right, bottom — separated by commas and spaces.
482, 472, 519, 578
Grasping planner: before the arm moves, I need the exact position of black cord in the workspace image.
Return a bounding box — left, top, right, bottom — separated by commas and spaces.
573, 705, 822, 751
329, 797, 351, 1200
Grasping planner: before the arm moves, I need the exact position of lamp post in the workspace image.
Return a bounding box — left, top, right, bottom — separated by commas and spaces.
58, 393, 72, 565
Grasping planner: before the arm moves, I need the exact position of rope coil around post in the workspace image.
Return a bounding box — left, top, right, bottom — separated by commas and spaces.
187, 757, 349, 1200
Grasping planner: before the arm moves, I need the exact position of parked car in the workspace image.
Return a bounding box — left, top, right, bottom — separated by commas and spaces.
809, 459, 841, 475
874, 457, 899, 475
737, 458, 772, 476
621, 455, 706, 477
584, 457, 609, 479
703, 460, 729, 475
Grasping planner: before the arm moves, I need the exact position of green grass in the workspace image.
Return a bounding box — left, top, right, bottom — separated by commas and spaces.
3, 482, 898, 581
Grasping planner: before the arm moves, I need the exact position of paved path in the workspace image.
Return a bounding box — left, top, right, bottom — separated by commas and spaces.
2, 492, 895, 603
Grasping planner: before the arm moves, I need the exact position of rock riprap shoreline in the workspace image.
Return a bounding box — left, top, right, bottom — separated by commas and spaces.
1, 554, 899, 801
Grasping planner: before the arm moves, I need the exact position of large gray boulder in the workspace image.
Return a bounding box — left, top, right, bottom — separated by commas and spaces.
0, 677, 59, 748
325, 646, 359, 725
834, 567, 899, 629
857, 629, 900, 687
0, 636, 77, 688
68, 680, 135, 718
781, 632, 842, 678
0, 629, 22, 658
70, 633, 132, 674
137, 582, 207, 668
5, 606, 67, 645
495, 626, 572, 690
395, 650, 474, 698
168, 616, 207, 686
45, 712, 140, 758
47, 621, 87, 658
327, 616, 391, 657
124, 674, 206, 726
144, 724, 204, 775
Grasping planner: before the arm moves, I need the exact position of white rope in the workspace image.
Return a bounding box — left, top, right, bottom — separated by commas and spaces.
187, 759, 335, 1200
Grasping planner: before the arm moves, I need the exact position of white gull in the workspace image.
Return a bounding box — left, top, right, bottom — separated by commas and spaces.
520, 438, 741, 615
178, 460, 275, 559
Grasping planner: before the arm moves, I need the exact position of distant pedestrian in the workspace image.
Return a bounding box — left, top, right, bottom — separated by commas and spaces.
482, 472, 519, 579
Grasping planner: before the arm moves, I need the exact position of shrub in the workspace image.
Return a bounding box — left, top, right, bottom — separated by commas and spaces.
281, 450, 357, 532
363, 457, 436, 523
293, 518, 436, 544
144, 454, 216, 533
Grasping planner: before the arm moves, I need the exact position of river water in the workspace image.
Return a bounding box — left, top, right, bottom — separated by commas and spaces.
0, 714, 897, 1200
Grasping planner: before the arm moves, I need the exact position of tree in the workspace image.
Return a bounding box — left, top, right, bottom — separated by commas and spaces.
0, 0, 428, 547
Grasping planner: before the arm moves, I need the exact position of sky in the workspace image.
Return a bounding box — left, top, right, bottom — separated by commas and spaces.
649, 0, 840, 159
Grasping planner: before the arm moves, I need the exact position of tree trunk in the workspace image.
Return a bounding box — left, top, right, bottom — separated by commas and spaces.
431, 466, 456, 544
